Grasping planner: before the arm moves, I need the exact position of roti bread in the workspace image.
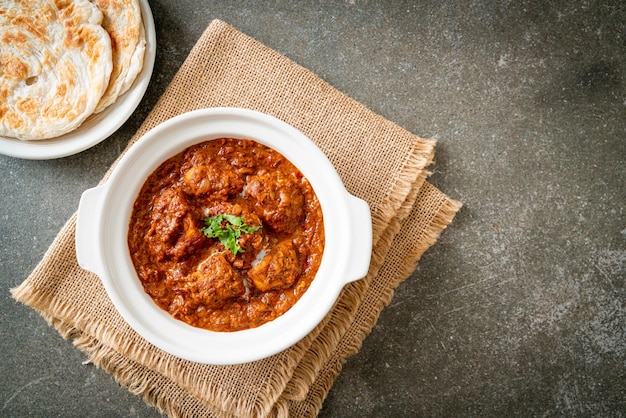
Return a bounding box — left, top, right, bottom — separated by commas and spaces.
93, 0, 146, 113
0, 0, 113, 140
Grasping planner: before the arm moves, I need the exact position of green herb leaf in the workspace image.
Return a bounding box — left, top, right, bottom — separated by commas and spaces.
200, 214, 261, 255
223, 213, 243, 226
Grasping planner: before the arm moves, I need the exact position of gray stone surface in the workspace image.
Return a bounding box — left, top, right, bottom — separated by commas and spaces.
1, 1, 624, 416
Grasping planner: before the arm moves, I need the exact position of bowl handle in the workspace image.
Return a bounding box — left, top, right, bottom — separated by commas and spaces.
342, 194, 373, 284
75, 186, 105, 277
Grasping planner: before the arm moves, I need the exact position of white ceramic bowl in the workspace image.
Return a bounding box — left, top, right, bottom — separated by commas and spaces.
0, 0, 156, 160
76, 108, 372, 364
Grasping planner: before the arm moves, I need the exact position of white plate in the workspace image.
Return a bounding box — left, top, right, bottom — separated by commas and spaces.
0, 0, 156, 160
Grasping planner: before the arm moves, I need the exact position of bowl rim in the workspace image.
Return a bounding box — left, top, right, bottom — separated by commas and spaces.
79, 107, 372, 364
0, 0, 156, 160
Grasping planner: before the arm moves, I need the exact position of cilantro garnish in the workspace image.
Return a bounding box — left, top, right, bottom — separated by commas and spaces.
200, 214, 261, 255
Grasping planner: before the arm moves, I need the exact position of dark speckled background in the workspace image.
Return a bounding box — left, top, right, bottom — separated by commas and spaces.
1, 1, 624, 416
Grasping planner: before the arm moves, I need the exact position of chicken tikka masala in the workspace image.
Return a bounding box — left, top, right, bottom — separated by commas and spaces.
128, 138, 324, 332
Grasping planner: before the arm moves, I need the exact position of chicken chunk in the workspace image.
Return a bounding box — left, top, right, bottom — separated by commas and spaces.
246, 171, 304, 233
248, 240, 301, 292
169, 214, 206, 259
183, 163, 244, 198
181, 253, 245, 309
147, 188, 205, 261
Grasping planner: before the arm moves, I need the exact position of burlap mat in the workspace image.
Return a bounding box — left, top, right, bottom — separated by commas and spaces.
12, 20, 461, 418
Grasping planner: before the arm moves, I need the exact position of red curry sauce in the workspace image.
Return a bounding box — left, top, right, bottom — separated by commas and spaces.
127, 138, 324, 332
